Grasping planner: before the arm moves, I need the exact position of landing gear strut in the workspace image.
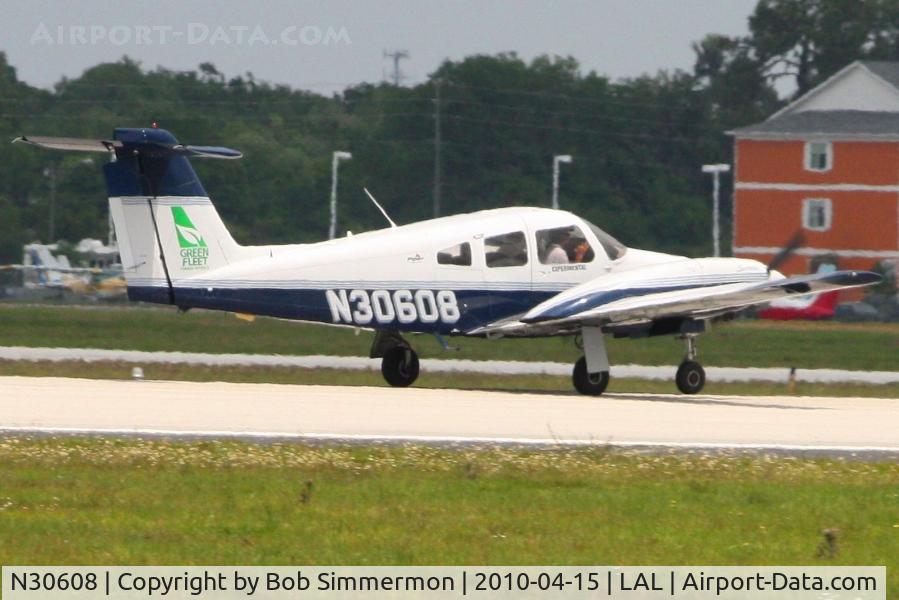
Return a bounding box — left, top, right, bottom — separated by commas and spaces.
675, 335, 705, 394
572, 326, 610, 396
371, 330, 420, 387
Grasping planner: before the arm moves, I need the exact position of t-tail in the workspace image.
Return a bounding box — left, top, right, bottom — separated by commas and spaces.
14, 127, 251, 306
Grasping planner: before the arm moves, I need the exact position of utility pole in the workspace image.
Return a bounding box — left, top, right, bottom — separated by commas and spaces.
701, 163, 731, 257
433, 78, 442, 218
383, 49, 409, 86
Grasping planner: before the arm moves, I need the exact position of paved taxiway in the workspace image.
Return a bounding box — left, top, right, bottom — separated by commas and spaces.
4, 346, 898, 384
0, 376, 897, 454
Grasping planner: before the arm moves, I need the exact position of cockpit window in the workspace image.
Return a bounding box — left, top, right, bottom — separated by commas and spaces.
437, 242, 471, 266
583, 219, 627, 260
536, 225, 595, 265
485, 231, 528, 268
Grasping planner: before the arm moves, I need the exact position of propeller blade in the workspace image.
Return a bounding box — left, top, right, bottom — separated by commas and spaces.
767, 232, 805, 272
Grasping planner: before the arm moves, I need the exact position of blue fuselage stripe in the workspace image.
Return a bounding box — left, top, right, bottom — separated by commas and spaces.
127, 286, 557, 334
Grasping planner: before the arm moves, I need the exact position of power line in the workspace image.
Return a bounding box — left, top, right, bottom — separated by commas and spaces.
441, 114, 700, 144
441, 80, 705, 115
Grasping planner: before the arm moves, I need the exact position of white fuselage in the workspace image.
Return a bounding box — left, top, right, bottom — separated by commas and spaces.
133, 206, 773, 334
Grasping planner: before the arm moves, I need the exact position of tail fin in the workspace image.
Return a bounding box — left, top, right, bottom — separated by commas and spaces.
810, 290, 839, 313
16, 127, 244, 305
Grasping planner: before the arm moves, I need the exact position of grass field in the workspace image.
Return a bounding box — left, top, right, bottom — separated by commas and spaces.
0, 438, 897, 593
0, 303, 897, 371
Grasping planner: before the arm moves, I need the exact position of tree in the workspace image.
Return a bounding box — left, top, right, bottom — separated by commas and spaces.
693, 34, 780, 129
749, 0, 899, 96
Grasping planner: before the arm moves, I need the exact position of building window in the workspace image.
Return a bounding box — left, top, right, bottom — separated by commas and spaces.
802, 198, 832, 231
805, 141, 832, 171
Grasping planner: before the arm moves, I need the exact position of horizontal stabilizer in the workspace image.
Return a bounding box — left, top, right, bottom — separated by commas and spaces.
14, 135, 242, 160
13, 135, 121, 152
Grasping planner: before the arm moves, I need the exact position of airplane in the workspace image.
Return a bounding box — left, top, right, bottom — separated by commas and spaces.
0, 242, 126, 298
757, 264, 839, 320
757, 290, 839, 320
1, 243, 97, 294
13, 127, 882, 395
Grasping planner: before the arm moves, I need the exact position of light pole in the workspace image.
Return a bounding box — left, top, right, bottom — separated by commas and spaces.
702, 163, 730, 257
552, 154, 572, 210
329, 151, 352, 240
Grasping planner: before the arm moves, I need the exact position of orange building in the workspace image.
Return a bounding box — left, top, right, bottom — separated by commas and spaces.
730, 61, 899, 287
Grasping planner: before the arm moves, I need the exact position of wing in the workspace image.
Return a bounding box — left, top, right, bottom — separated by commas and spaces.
468, 269, 881, 337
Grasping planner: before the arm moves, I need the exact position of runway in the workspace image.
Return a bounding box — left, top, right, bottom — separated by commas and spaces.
1, 376, 897, 455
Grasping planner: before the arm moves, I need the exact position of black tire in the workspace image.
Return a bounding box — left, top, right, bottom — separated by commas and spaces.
675, 360, 705, 394
572, 356, 609, 396
381, 346, 420, 387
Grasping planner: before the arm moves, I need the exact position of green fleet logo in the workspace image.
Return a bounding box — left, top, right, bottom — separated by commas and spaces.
171, 206, 209, 269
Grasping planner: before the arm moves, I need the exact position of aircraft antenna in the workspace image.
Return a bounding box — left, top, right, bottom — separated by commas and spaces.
363, 187, 397, 229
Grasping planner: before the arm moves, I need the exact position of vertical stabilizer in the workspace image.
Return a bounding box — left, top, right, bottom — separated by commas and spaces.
100, 127, 242, 304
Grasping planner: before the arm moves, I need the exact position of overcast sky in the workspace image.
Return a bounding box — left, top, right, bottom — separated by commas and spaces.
4, 0, 758, 94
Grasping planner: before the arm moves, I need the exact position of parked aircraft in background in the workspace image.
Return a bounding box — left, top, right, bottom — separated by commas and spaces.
14, 128, 882, 394
757, 264, 839, 320
757, 291, 839, 321
0, 241, 126, 298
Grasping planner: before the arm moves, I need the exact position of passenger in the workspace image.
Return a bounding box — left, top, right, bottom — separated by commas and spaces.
545, 230, 571, 264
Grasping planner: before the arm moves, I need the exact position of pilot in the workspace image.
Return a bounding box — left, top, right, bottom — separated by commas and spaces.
545, 229, 571, 264
571, 237, 592, 263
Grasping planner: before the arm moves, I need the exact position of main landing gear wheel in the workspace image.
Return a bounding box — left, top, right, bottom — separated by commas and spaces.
675, 360, 705, 394
572, 356, 610, 396
381, 346, 420, 387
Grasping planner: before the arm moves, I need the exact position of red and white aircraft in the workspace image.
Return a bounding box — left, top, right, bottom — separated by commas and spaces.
757, 265, 840, 320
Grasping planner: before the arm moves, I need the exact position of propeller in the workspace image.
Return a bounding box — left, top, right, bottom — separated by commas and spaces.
767, 231, 805, 273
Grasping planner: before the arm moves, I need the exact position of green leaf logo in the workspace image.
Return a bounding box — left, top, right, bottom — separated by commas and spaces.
171, 206, 206, 249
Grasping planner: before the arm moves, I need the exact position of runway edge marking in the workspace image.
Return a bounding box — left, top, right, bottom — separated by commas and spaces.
1, 425, 897, 454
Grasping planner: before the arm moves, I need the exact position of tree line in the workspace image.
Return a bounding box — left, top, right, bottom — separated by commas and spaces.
0, 0, 896, 263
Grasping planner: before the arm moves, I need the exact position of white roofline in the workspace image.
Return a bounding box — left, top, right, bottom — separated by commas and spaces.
766, 61, 862, 121
765, 61, 899, 122
857, 61, 899, 102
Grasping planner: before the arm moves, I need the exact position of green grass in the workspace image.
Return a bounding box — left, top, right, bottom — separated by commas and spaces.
0, 438, 897, 592
0, 304, 897, 371
2, 360, 898, 397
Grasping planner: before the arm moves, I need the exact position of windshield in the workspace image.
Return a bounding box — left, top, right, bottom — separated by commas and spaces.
583, 219, 627, 260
